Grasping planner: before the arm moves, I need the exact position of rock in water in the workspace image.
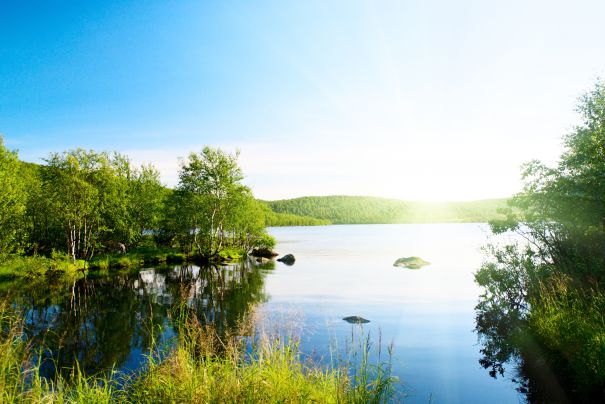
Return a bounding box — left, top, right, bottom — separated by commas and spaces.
342, 316, 370, 324
250, 248, 278, 258
393, 256, 430, 269
277, 254, 295, 265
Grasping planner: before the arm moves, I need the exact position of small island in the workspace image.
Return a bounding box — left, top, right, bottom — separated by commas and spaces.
393, 256, 430, 269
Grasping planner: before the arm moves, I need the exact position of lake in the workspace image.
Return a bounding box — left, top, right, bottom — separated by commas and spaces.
5, 224, 522, 402
264, 224, 520, 403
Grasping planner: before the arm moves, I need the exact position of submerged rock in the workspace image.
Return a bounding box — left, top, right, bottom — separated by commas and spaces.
277, 254, 296, 266
250, 248, 279, 258
342, 316, 370, 324
393, 256, 430, 269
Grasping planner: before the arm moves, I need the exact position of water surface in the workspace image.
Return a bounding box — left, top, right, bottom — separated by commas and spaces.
264, 224, 520, 403
4, 224, 522, 402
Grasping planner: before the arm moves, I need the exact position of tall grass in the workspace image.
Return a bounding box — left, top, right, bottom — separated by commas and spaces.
0, 254, 85, 280
130, 305, 396, 403
529, 275, 605, 392
0, 303, 396, 403
0, 303, 115, 402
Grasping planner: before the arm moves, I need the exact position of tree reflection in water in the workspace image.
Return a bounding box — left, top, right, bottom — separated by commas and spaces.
5, 260, 271, 379
475, 294, 572, 403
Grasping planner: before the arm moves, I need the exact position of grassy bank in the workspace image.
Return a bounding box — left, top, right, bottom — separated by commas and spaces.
0, 304, 396, 403
0, 245, 251, 278
0, 253, 85, 281
528, 276, 605, 395
87, 246, 189, 270
88, 247, 247, 270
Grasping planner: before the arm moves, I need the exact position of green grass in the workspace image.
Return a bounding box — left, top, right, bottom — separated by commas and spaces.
0, 254, 85, 280
216, 247, 245, 262
0, 303, 116, 402
88, 246, 245, 270
88, 247, 190, 270
529, 276, 605, 392
0, 304, 396, 403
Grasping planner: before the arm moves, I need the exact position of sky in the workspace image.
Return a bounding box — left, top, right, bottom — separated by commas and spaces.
1, 0, 605, 201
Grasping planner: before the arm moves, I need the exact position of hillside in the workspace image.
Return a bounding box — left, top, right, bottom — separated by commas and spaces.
17, 161, 507, 226
266, 195, 510, 224
15, 159, 330, 227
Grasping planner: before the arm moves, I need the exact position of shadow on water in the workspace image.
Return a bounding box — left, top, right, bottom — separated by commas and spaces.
2, 260, 271, 380
475, 295, 579, 404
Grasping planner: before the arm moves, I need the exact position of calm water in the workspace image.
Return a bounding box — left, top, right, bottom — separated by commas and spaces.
264, 224, 520, 403
5, 224, 523, 402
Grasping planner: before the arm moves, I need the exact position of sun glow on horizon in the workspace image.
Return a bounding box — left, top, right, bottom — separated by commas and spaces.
3, 1, 601, 202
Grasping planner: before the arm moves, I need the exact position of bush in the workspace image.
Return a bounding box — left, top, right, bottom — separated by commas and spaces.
253, 233, 276, 250
529, 276, 605, 392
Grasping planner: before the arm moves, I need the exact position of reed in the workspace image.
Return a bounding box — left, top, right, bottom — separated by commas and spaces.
0, 303, 397, 403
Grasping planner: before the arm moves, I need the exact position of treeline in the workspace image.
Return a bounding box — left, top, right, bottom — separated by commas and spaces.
262, 205, 331, 226
267, 195, 508, 224
0, 143, 275, 261
475, 81, 605, 401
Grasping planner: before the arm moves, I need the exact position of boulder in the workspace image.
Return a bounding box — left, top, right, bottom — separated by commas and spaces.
277, 254, 296, 266
342, 316, 370, 324
393, 256, 430, 269
250, 248, 278, 258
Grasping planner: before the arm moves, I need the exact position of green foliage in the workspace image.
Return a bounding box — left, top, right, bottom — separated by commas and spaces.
129, 164, 166, 242
130, 308, 395, 403
88, 247, 191, 269
217, 247, 245, 261
475, 80, 605, 399
0, 303, 395, 403
6, 148, 168, 261
392, 256, 430, 269
0, 138, 28, 258
169, 147, 273, 256
0, 254, 85, 280
253, 232, 277, 250
261, 203, 331, 226
267, 196, 509, 224
529, 276, 605, 391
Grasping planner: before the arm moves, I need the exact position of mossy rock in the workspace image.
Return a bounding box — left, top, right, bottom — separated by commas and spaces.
393, 256, 430, 269
343, 316, 370, 324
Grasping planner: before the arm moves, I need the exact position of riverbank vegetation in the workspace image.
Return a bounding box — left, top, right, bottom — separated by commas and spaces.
475, 81, 605, 402
1, 136, 508, 275
0, 143, 278, 272
0, 302, 395, 403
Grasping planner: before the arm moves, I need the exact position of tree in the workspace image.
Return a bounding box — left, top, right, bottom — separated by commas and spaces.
178, 147, 244, 255
0, 137, 27, 257
475, 81, 605, 400
129, 164, 166, 240
42, 151, 102, 260
41, 149, 146, 260
175, 146, 271, 256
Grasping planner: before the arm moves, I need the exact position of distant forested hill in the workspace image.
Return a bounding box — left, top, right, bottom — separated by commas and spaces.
260, 203, 331, 226
266, 195, 509, 224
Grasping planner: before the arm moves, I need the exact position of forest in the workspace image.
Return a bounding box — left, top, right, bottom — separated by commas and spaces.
0, 145, 284, 268
267, 195, 508, 224
0, 140, 509, 271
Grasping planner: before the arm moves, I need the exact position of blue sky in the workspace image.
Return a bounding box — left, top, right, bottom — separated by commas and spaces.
2, 0, 605, 200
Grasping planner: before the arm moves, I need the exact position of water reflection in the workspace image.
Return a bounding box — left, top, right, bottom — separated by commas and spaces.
5, 260, 270, 378
475, 293, 572, 403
